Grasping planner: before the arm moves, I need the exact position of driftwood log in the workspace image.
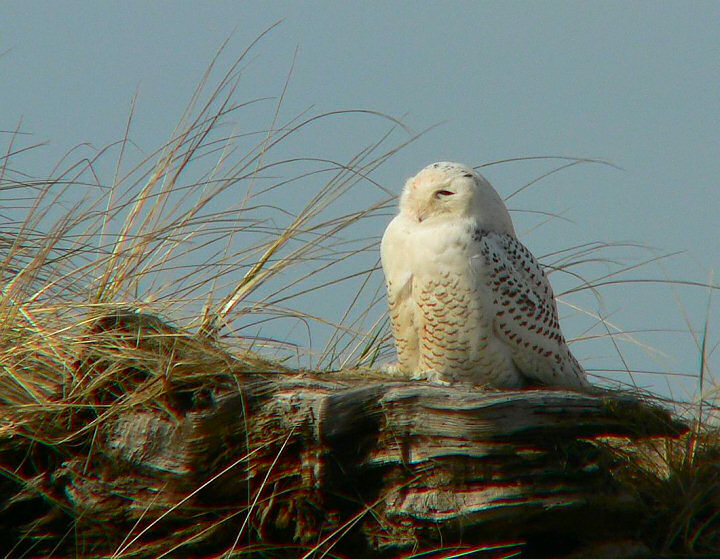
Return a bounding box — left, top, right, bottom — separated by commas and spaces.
0, 311, 687, 558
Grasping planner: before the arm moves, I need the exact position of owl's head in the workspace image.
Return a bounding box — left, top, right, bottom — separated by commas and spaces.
399, 162, 515, 234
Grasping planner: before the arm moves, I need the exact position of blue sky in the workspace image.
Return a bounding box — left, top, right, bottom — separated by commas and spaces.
3, 2, 719, 400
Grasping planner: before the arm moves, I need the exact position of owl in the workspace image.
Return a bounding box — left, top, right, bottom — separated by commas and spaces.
380, 162, 589, 389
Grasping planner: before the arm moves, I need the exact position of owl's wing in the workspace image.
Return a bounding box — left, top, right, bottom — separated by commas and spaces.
381, 215, 420, 372
471, 230, 588, 388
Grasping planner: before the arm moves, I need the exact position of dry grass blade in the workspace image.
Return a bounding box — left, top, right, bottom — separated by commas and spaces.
0, 31, 423, 558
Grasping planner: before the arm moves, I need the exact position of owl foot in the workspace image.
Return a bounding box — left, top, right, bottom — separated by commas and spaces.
381, 362, 412, 379
410, 368, 451, 386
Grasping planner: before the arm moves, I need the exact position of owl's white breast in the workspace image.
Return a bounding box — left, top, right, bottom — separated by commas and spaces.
410, 217, 479, 277
409, 216, 521, 385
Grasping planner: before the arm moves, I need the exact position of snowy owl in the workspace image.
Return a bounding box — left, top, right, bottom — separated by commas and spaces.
380, 161, 589, 389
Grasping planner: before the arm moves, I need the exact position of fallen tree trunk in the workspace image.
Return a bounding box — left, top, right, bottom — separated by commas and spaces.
0, 311, 687, 558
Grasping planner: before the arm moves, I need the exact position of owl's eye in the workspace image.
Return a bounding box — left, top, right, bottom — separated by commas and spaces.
434, 190, 455, 198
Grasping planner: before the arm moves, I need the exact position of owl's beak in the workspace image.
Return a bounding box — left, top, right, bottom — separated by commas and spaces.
414, 202, 429, 223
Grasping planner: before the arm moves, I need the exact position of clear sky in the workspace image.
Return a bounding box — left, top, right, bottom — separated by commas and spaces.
3, 1, 719, 401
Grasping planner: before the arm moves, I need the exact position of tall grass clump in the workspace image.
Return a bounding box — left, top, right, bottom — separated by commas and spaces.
0, 33, 420, 555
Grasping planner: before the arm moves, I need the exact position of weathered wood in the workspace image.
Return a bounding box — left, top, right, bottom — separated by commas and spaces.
0, 312, 688, 558
54, 376, 683, 557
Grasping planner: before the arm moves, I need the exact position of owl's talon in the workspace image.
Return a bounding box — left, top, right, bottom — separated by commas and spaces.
381, 363, 411, 379
411, 369, 452, 386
